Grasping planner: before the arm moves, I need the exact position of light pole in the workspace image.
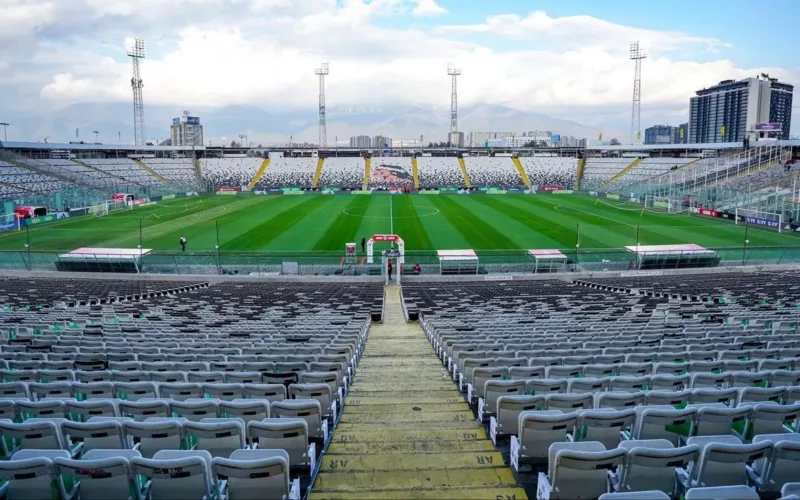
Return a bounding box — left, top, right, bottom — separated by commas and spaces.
238, 134, 245, 148
0, 122, 8, 142
93, 130, 99, 143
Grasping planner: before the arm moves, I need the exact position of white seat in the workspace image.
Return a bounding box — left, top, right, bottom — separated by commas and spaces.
123, 419, 184, 459
683, 439, 771, 489
219, 399, 270, 428
17, 399, 69, 419
212, 449, 300, 500
610, 376, 650, 392
546, 393, 593, 412
159, 382, 202, 401
202, 383, 244, 401
511, 410, 578, 469
573, 409, 635, 449
537, 441, 625, 500
133, 450, 213, 500
741, 403, 800, 438
691, 406, 751, 438
62, 420, 127, 455
599, 492, 670, 500
170, 399, 219, 422
0, 419, 67, 453
645, 390, 691, 407
184, 418, 246, 459
243, 384, 286, 404
480, 380, 525, 422
55, 451, 141, 500
613, 439, 698, 497
527, 378, 568, 395
271, 399, 325, 440
684, 485, 759, 499
119, 399, 170, 421
114, 381, 158, 401
288, 383, 334, 417
66, 399, 118, 421
568, 377, 611, 394
247, 418, 314, 468
630, 406, 695, 446
0, 456, 60, 500
596, 392, 645, 410
491, 394, 544, 441
749, 434, 800, 494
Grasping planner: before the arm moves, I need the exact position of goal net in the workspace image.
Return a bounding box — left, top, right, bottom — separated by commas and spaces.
735, 208, 783, 232
0, 213, 21, 232
89, 202, 109, 218
644, 195, 682, 213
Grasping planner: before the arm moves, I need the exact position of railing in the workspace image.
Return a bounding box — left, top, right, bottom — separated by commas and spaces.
3, 246, 800, 276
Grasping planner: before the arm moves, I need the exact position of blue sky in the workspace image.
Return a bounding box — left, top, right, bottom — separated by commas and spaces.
394, 0, 800, 69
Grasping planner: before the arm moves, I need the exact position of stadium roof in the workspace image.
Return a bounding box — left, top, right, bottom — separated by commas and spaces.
0, 141, 205, 152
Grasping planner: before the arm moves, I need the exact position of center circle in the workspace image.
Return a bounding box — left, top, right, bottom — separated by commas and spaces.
342, 205, 440, 219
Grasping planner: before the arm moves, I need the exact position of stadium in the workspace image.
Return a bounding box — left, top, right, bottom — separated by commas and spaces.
2, 137, 800, 500
2, 7, 800, 498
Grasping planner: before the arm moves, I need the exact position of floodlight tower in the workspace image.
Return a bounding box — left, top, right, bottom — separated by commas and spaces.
315, 63, 330, 148
447, 63, 462, 135
629, 41, 647, 144
126, 37, 147, 147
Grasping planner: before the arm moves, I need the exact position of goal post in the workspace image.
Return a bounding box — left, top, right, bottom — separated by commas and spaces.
89, 202, 109, 218
644, 195, 682, 213
0, 213, 21, 232
735, 208, 783, 232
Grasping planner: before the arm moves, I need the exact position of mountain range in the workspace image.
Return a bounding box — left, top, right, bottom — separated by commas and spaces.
3, 102, 617, 146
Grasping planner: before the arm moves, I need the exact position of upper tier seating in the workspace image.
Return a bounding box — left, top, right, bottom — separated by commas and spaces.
0, 161, 73, 195
202, 158, 263, 189
43, 159, 124, 187
605, 158, 686, 191
143, 159, 198, 183
416, 157, 464, 188
369, 158, 414, 188
465, 157, 523, 187
256, 157, 317, 189
520, 157, 577, 189
81, 159, 157, 185
318, 158, 363, 189
581, 158, 635, 190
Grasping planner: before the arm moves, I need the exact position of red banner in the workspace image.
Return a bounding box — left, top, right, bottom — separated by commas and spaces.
540, 186, 563, 192
215, 186, 238, 192
698, 208, 718, 217
372, 234, 401, 242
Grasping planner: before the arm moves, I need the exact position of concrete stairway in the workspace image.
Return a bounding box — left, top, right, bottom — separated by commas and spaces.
310, 286, 526, 499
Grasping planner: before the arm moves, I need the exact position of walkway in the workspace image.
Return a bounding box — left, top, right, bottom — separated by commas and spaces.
310, 286, 526, 499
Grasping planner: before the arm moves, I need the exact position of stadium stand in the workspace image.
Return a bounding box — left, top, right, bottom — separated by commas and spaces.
317, 157, 364, 189
520, 156, 577, 189
604, 157, 685, 191
142, 158, 199, 184
368, 158, 414, 188
43, 159, 128, 187
581, 158, 636, 191
465, 157, 525, 187
254, 157, 317, 189
403, 277, 800, 499
0, 161, 73, 194
202, 157, 263, 189
716, 161, 797, 191
416, 156, 465, 188
0, 277, 381, 498
81, 159, 160, 185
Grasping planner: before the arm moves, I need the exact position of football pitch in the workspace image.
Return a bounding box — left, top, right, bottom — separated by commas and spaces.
2, 194, 799, 258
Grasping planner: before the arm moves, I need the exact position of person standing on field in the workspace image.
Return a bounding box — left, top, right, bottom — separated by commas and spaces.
387, 260, 393, 281
179, 236, 187, 252
360, 236, 366, 253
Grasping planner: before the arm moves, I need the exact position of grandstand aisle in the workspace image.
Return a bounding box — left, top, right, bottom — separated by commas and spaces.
311, 286, 526, 499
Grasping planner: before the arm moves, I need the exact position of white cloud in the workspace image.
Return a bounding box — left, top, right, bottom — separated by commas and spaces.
0, 0, 797, 139
411, 0, 447, 17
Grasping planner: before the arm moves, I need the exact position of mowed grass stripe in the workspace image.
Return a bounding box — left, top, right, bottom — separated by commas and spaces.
429, 196, 517, 250
313, 196, 369, 251
221, 195, 332, 251
390, 196, 433, 250
411, 196, 471, 250
499, 195, 610, 249
467, 196, 565, 249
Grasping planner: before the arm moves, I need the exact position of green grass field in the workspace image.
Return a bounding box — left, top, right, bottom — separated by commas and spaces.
2, 194, 799, 260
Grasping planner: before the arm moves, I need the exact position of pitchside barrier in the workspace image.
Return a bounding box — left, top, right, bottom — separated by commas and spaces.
3, 245, 800, 275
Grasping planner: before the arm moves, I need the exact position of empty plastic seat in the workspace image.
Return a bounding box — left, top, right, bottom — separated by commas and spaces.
289, 383, 334, 417
683, 485, 759, 499
613, 439, 698, 497
536, 442, 625, 500
62, 420, 126, 454
132, 450, 213, 500
0, 456, 62, 500
123, 419, 184, 459
682, 438, 770, 489
511, 411, 578, 468
0, 420, 66, 453
492, 395, 544, 441
184, 419, 246, 459
55, 451, 141, 500
691, 406, 751, 438
574, 409, 635, 449
170, 399, 219, 422
219, 400, 270, 427
596, 392, 645, 410
247, 419, 313, 467
749, 434, 800, 494
212, 449, 299, 500
271, 399, 325, 440
630, 406, 696, 446
119, 400, 170, 421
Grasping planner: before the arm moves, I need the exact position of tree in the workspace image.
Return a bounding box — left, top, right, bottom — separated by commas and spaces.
610, 138, 621, 145
230, 140, 238, 148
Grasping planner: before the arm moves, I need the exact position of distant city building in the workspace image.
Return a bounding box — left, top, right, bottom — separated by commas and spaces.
557, 136, 587, 148
170, 115, 203, 146
644, 124, 688, 145
689, 75, 793, 143
349, 135, 371, 148
372, 136, 392, 149
448, 131, 464, 147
